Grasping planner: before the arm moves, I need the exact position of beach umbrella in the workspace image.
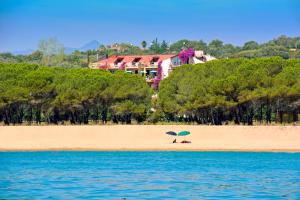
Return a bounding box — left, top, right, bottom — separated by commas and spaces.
166, 131, 177, 144
178, 131, 190, 143
166, 131, 177, 136
178, 131, 190, 136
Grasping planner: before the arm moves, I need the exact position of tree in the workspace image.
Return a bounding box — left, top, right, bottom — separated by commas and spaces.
160, 40, 169, 52
209, 39, 223, 48
169, 40, 207, 52
27, 51, 43, 63
243, 41, 259, 50
207, 39, 224, 57
149, 38, 161, 53
141, 41, 147, 49
38, 38, 65, 66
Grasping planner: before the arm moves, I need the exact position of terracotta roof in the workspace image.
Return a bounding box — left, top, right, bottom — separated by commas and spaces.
122, 56, 136, 63
140, 56, 152, 63
95, 54, 176, 66
157, 55, 177, 62
96, 55, 118, 66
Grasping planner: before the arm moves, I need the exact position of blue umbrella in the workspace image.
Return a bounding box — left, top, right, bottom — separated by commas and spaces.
166, 131, 177, 136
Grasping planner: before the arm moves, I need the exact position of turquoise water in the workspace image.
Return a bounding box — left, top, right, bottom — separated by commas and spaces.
0, 152, 300, 199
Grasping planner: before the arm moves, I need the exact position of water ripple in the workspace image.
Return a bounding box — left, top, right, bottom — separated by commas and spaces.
0, 152, 300, 199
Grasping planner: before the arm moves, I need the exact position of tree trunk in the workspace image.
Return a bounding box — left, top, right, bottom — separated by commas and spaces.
279, 111, 283, 124
292, 111, 298, 123
4, 109, 9, 125
266, 100, 271, 124
210, 108, 215, 125
234, 108, 240, 125
260, 104, 263, 124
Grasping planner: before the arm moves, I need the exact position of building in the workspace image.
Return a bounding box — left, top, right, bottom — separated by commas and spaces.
193, 50, 216, 63
89, 51, 216, 85
90, 54, 182, 84
99, 43, 128, 52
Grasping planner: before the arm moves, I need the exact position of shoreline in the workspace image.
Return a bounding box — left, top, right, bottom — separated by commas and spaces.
0, 125, 299, 152
1, 148, 300, 152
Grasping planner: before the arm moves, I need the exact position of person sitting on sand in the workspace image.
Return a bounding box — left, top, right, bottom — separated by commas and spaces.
172, 139, 177, 143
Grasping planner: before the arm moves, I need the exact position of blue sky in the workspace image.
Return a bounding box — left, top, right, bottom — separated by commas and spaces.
0, 0, 300, 52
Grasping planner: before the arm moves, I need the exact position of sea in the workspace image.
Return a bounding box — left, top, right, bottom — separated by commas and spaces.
0, 151, 300, 199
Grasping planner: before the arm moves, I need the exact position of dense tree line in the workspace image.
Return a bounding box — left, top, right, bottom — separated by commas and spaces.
0, 63, 151, 125
1, 57, 300, 125
1, 35, 299, 69
95, 35, 300, 59
168, 35, 300, 59
157, 57, 300, 125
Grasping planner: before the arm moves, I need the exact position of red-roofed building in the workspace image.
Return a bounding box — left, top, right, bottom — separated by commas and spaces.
90, 54, 182, 82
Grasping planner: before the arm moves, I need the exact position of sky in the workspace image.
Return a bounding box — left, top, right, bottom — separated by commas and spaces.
0, 0, 300, 52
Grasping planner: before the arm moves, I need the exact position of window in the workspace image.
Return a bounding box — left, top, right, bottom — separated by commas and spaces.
150, 57, 159, 64
114, 57, 124, 65
172, 56, 181, 66
132, 57, 141, 65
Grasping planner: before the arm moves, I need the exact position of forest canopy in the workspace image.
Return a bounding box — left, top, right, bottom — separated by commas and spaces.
0, 63, 152, 125
0, 57, 300, 125
157, 57, 300, 125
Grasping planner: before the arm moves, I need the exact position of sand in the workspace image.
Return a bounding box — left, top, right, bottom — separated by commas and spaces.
0, 125, 299, 152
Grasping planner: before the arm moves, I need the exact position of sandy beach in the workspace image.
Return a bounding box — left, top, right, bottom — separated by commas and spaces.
0, 125, 299, 152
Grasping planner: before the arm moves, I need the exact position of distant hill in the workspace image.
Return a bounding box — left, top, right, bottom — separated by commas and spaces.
10, 40, 101, 55
78, 40, 100, 51
65, 40, 100, 54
